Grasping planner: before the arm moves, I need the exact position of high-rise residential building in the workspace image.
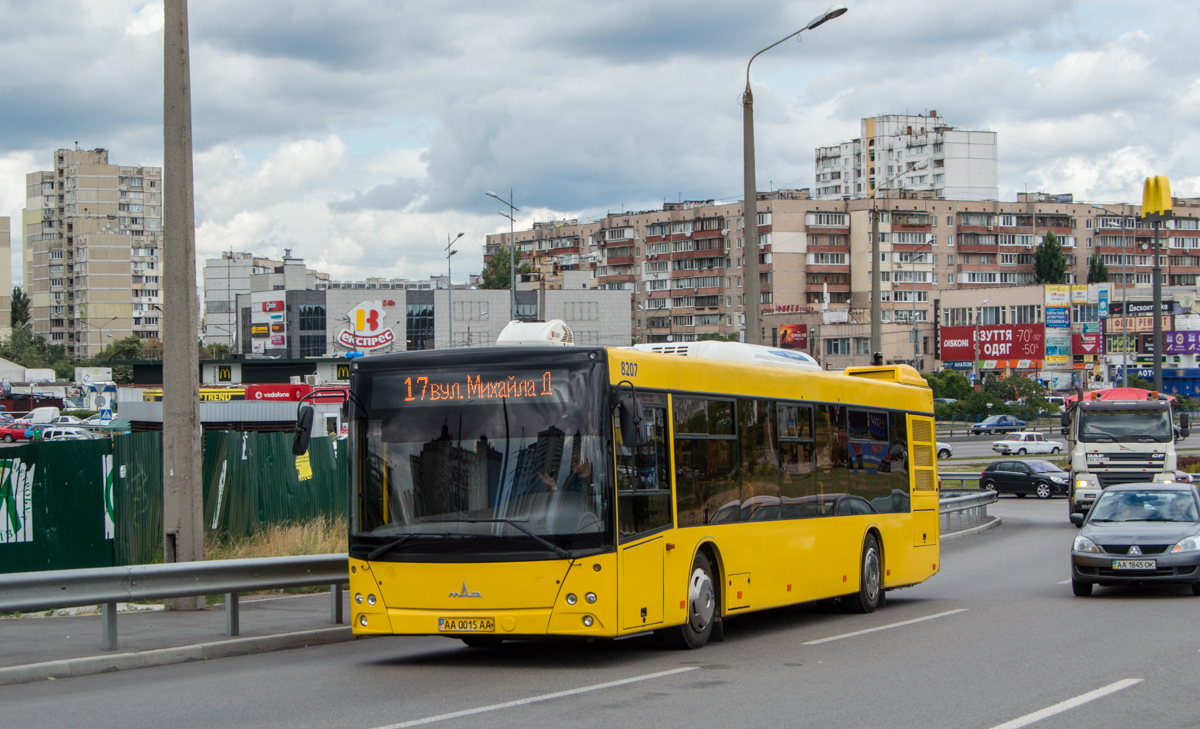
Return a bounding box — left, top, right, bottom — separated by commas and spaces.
814, 111, 998, 201
22, 148, 162, 359
0, 216, 11, 332
484, 187, 1200, 374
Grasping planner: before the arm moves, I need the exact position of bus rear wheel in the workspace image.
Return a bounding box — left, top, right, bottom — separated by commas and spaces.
663, 551, 715, 650
843, 534, 883, 614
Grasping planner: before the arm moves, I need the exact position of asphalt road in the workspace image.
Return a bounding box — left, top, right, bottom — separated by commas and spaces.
939, 430, 1200, 461
6, 500, 1200, 728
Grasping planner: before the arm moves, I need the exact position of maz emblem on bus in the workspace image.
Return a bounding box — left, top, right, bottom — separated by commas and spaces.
449, 582, 482, 598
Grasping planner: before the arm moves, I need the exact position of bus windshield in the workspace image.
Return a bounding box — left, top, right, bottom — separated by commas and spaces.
351, 361, 612, 558
1078, 408, 1173, 443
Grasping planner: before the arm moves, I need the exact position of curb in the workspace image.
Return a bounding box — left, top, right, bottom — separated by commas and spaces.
942, 517, 1002, 544
0, 626, 355, 687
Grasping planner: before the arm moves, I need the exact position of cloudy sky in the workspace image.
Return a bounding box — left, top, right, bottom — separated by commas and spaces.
1, 0, 1197, 286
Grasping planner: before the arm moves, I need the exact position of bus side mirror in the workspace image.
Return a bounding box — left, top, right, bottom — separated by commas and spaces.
1182, 412, 1190, 429
618, 398, 645, 448
1060, 411, 1069, 429
292, 405, 315, 456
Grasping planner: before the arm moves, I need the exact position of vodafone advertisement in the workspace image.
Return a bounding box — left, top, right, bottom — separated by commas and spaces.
337, 301, 396, 350
940, 324, 1044, 368
245, 384, 347, 403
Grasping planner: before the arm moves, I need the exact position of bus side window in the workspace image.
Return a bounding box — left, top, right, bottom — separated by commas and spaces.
886, 412, 911, 513
817, 405, 848, 505
847, 410, 891, 513
779, 403, 817, 519
674, 398, 739, 527
616, 406, 672, 540
738, 399, 781, 522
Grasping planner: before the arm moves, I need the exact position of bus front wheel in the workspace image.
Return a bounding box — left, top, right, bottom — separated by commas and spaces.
843, 534, 883, 614
663, 551, 715, 650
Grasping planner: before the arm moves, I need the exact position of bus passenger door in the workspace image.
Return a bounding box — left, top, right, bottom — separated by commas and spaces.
615, 401, 672, 630
908, 415, 938, 547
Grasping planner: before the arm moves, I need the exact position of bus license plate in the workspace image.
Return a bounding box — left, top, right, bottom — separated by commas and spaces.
438, 617, 495, 633
1112, 560, 1156, 571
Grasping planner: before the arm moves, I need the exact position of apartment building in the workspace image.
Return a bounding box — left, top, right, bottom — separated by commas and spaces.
483, 189, 1200, 372
22, 148, 162, 358
0, 216, 10, 333
814, 111, 998, 201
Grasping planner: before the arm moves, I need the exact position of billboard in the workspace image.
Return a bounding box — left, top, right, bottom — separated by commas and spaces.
1044, 285, 1070, 307
74, 367, 113, 385
1045, 332, 1071, 368
778, 324, 807, 350
336, 301, 396, 350
1165, 331, 1200, 354
939, 324, 1044, 366
1045, 307, 1070, 328
262, 300, 284, 312
1073, 333, 1104, 356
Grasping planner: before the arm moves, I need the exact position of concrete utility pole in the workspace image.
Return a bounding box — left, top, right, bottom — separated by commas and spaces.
741, 6, 847, 346
163, 0, 204, 610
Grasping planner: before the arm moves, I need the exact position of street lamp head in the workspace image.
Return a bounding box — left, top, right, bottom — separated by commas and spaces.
485, 191, 498, 198
806, 4, 847, 30
455, 232, 464, 240
449, 249, 458, 256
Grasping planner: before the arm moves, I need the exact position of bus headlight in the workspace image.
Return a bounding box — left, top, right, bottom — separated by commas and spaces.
585, 592, 597, 604
582, 615, 594, 627
359, 615, 368, 627
566, 593, 577, 605
355, 593, 363, 604
367, 594, 376, 606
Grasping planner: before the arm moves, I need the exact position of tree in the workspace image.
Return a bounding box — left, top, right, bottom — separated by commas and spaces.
199, 342, 232, 359
10, 286, 29, 327
923, 370, 972, 401
93, 335, 144, 384
1034, 231, 1068, 285
1087, 254, 1109, 284
479, 246, 532, 289
0, 324, 72, 380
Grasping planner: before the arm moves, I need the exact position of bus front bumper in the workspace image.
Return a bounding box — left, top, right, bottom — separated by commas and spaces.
353, 606, 614, 638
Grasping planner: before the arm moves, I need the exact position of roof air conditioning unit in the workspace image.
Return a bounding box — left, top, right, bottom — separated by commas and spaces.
304, 374, 319, 386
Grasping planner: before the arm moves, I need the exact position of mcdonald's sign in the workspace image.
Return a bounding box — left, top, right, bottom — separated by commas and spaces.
1142, 175, 1172, 220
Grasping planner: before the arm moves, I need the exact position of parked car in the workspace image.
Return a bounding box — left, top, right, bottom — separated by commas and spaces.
970, 415, 1026, 435
47, 415, 83, 426
937, 442, 953, 459
24, 424, 50, 441
981, 459, 1069, 499
1070, 482, 1200, 596
79, 413, 115, 430
0, 413, 14, 425
41, 426, 96, 441
13, 407, 62, 425
992, 432, 1065, 456
0, 424, 29, 442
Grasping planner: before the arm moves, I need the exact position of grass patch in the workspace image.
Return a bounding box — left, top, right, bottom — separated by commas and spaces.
204, 516, 347, 561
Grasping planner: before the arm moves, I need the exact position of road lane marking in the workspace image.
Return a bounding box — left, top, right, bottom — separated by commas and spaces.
372, 666, 699, 728
802, 608, 968, 645
988, 679, 1142, 729
1057, 580, 1071, 585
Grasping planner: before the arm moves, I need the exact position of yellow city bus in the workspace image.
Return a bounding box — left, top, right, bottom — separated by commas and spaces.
340, 339, 939, 649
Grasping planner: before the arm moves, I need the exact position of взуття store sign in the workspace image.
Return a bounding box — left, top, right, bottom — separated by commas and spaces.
939, 324, 1045, 367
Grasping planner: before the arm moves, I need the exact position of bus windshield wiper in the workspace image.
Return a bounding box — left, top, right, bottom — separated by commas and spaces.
367, 533, 456, 560
429, 518, 570, 559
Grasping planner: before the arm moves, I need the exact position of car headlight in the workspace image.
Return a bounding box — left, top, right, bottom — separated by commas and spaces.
1172, 536, 1200, 553
1050, 476, 1067, 483
1073, 535, 1102, 554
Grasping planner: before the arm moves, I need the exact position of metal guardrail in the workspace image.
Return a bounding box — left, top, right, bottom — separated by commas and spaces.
939, 471, 983, 488
0, 554, 349, 651
939, 489, 997, 533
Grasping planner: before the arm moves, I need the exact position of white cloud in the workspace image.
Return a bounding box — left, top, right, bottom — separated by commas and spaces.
0, 0, 1198, 284
125, 1, 163, 37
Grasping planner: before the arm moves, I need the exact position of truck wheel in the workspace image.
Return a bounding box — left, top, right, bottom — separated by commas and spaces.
663, 551, 715, 650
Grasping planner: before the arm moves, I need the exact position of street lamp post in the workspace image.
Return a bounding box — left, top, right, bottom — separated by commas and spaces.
974, 298, 990, 387
742, 5, 846, 346
486, 190, 520, 322
445, 232, 464, 348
